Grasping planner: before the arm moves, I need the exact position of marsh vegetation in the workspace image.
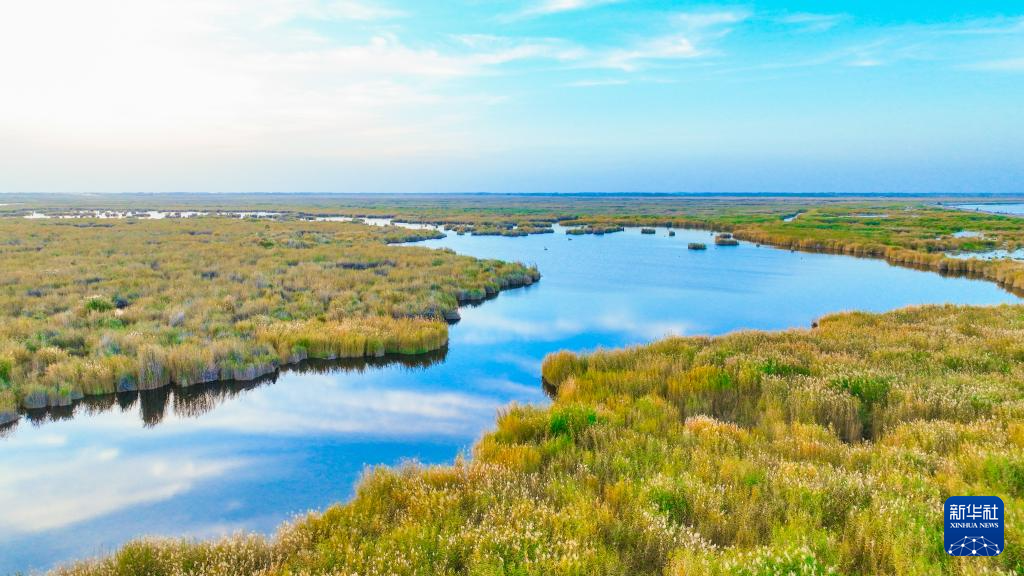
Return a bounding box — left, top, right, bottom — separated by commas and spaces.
564, 224, 625, 236
55, 304, 1024, 575
7, 194, 1023, 292
0, 217, 538, 414
2, 194, 1022, 574
12, 194, 1020, 291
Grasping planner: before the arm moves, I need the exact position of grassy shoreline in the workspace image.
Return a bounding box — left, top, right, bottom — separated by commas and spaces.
53, 303, 1023, 575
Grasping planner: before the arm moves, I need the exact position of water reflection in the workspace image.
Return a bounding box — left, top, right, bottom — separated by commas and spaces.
8, 351, 448, 433
0, 445, 246, 534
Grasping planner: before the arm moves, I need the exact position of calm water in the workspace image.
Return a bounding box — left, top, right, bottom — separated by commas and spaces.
1, 225, 1020, 574
951, 203, 1024, 216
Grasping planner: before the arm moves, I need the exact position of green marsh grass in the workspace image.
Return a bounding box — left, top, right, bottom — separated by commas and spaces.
54, 304, 1024, 575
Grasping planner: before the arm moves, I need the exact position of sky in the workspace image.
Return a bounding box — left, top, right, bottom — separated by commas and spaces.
0, 0, 1022, 193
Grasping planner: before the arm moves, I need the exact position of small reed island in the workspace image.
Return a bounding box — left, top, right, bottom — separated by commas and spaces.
714, 233, 740, 246
565, 225, 624, 236
687, 242, 707, 250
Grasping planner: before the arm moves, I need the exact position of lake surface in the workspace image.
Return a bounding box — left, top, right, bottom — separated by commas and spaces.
1, 225, 1020, 574
950, 202, 1024, 216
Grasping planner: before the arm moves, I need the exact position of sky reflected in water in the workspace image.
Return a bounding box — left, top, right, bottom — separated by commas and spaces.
1, 225, 1019, 574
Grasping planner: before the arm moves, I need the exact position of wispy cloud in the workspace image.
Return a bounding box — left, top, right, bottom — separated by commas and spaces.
516, 0, 620, 18
260, 34, 474, 78
777, 12, 847, 33
239, 0, 408, 28
601, 35, 702, 71
966, 57, 1024, 71
467, 9, 743, 73
451, 34, 586, 66
2, 1, 1022, 192
714, 13, 1024, 74
565, 78, 630, 87
941, 15, 1024, 36
847, 58, 884, 68
595, 10, 748, 71
323, 0, 406, 21
674, 9, 751, 31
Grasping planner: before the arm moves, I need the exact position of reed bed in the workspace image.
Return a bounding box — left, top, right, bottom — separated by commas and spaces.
728, 228, 1024, 293
0, 218, 538, 409
54, 304, 1024, 575
565, 224, 625, 236
10, 196, 1021, 292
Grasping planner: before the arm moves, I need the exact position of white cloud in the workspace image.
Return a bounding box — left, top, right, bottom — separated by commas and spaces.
323, 0, 406, 21
215, 0, 406, 27
674, 10, 751, 31
592, 10, 749, 71
518, 0, 620, 18
0, 1, 582, 169
601, 35, 702, 71
776, 12, 846, 33
256, 34, 477, 78
451, 34, 586, 66
565, 78, 630, 87
967, 57, 1024, 71
941, 15, 1024, 36
0, 0, 745, 191
848, 58, 885, 68
5, 1, 1012, 192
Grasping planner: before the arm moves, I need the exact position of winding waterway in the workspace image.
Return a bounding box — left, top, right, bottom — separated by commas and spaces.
1, 224, 1019, 574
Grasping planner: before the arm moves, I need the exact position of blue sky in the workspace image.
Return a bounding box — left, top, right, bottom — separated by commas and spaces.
0, 0, 1022, 193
